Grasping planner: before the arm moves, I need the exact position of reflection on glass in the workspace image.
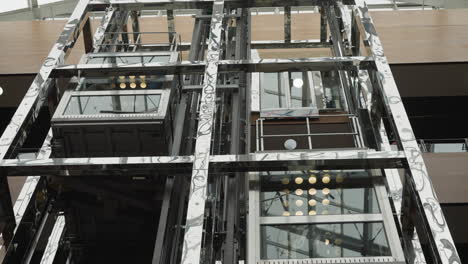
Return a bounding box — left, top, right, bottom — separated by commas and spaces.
427, 142, 467, 153
261, 73, 286, 109
321, 71, 342, 109
63, 94, 161, 115
261, 222, 391, 259
260, 170, 380, 217
289, 72, 312, 108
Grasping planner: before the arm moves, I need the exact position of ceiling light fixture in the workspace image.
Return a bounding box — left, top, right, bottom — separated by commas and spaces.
293, 78, 304, 88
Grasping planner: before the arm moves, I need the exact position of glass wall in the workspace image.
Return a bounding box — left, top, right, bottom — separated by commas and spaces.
249, 169, 404, 262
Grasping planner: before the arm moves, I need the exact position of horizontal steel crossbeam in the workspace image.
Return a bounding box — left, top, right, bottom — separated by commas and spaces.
52, 56, 373, 77
0, 150, 406, 176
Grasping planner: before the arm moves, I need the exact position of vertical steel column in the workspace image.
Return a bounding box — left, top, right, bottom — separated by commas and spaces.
83, 18, 94, 53
151, 177, 174, 264
93, 8, 116, 51
0, 2, 89, 260
319, 6, 327, 43
167, 9, 176, 44
0, 131, 52, 261
130, 11, 141, 45
325, 4, 352, 113
39, 216, 66, 264
181, 0, 224, 263
0, 171, 14, 249
358, 68, 427, 263
284, 6, 291, 43
353, 1, 460, 263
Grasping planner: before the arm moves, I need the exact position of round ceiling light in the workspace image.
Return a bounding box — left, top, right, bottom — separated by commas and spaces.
308, 199, 317, 206
293, 78, 304, 88
308, 176, 317, 184
308, 188, 317, 195
284, 139, 297, 150
295, 177, 303, 184
295, 200, 304, 207
295, 189, 304, 196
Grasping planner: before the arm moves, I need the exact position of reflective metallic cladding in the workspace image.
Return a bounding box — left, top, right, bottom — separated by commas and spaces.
353, 1, 461, 263
181, 0, 224, 263
0, 0, 460, 263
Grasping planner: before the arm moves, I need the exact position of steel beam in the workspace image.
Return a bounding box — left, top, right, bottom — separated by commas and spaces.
260, 213, 383, 225
83, 18, 94, 53
166, 9, 176, 43
0, 150, 407, 176
39, 216, 66, 264
353, 1, 460, 263
52, 56, 373, 77
180, 0, 224, 263
0, 1, 89, 260
0, 172, 14, 249
130, 11, 141, 44
0, 0, 90, 160
251, 39, 329, 49
283, 6, 291, 43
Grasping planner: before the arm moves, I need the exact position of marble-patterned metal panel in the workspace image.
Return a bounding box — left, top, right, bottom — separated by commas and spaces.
353, 1, 460, 263
181, 0, 224, 263
358, 68, 427, 263
0, 0, 90, 161
39, 216, 65, 264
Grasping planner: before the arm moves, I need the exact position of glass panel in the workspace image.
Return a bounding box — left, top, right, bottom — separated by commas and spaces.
80, 75, 171, 91
261, 222, 391, 259
260, 170, 380, 217
430, 142, 467, 153
321, 71, 342, 109
289, 72, 312, 108
0, 0, 28, 13
261, 73, 286, 109
63, 94, 161, 115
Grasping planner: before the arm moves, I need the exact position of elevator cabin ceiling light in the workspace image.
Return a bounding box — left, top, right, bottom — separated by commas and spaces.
284, 139, 297, 150
293, 78, 304, 88
308, 199, 317, 206
308, 188, 317, 195
309, 175, 317, 184
295, 189, 304, 196
0, 86, 3, 95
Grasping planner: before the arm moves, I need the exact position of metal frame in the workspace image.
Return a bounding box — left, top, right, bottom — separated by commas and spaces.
0, 0, 461, 264
247, 169, 405, 264
52, 89, 171, 122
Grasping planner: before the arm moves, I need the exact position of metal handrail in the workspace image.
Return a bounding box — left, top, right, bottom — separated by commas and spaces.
255, 114, 363, 151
